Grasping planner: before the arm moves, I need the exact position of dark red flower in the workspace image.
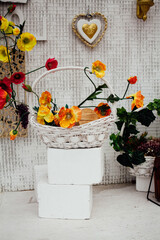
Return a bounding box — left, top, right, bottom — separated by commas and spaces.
0, 87, 9, 109
45, 58, 58, 70
10, 72, 25, 84
8, 4, 16, 13
0, 77, 12, 97
0, 16, 2, 21
16, 103, 29, 129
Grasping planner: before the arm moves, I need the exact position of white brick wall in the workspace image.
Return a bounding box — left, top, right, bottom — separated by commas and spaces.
0, 0, 159, 191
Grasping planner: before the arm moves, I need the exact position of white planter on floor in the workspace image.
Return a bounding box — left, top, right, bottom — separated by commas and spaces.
129, 156, 155, 192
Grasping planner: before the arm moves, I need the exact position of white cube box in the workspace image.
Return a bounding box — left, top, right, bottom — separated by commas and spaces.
34, 165, 47, 202
47, 147, 104, 185
136, 176, 155, 192
37, 175, 92, 219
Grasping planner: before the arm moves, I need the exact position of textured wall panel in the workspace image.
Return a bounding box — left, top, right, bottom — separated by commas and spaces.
0, 0, 160, 191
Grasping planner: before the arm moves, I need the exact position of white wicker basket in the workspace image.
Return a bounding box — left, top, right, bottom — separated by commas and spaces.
30, 66, 116, 149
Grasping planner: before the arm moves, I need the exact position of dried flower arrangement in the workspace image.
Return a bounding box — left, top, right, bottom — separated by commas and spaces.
137, 138, 160, 157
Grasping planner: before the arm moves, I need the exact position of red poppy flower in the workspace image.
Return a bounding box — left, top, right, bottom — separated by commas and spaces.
0, 77, 12, 97
10, 72, 25, 84
22, 83, 32, 92
8, 4, 16, 13
45, 58, 58, 70
128, 76, 137, 84
0, 87, 9, 109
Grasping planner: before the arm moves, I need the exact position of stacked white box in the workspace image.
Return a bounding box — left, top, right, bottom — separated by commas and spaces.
34, 147, 104, 219
47, 148, 104, 185
37, 175, 92, 219
34, 165, 47, 202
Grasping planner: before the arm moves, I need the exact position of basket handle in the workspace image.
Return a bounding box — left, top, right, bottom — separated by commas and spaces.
30, 66, 117, 119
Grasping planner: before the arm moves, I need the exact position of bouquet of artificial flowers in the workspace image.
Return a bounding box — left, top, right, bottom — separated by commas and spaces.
0, 4, 59, 140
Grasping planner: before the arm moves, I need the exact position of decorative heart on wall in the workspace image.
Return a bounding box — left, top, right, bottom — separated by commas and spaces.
77, 19, 101, 44
72, 12, 107, 48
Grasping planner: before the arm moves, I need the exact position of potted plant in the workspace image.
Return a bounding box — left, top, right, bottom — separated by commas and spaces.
128, 138, 160, 192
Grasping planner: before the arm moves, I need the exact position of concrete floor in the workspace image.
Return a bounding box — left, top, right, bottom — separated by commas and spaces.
0, 184, 160, 240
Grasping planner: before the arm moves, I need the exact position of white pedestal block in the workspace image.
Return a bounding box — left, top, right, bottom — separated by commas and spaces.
37, 176, 92, 219
136, 176, 155, 192
34, 165, 47, 202
47, 147, 104, 185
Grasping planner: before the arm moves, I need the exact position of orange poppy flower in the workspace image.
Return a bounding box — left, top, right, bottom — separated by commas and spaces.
54, 114, 60, 126
94, 102, 111, 118
59, 106, 82, 128
127, 91, 144, 110
128, 76, 137, 84
92, 60, 106, 78
39, 91, 52, 109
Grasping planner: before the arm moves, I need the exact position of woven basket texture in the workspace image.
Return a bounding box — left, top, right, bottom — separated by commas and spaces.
30, 115, 114, 149
0, 0, 160, 191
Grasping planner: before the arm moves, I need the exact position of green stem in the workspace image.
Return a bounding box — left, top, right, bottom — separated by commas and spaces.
84, 67, 96, 90
79, 106, 97, 108
4, 12, 8, 18
78, 90, 96, 108
51, 100, 58, 111
123, 82, 130, 98
2, 31, 13, 75
25, 66, 45, 75
96, 97, 108, 100
2, 31, 17, 108
32, 91, 40, 105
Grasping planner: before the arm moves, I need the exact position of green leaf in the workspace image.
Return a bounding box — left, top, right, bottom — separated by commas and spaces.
107, 94, 119, 103
117, 153, 133, 168
33, 106, 39, 112
126, 125, 139, 135
136, 109, 156, 127
110, 133, 123, 151
88, 91, 102, 100
131, 151, 145, 165
115, 121, 123, 131
117, 107, 128, 122
96, 84, 108, 91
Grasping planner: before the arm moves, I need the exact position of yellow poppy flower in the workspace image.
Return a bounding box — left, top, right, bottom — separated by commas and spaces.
38, 105, 50, 117
0, 45, 10, 62
127, 91, 145, 110
92, 60, 106, 78
44, 112, 54, 123
17, 32, 36, 51
5, 21, 15, 35
37, 115, 45, 125
37, 106, 54, 124
0, 17, 9, 31
13, 27, 20, 36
